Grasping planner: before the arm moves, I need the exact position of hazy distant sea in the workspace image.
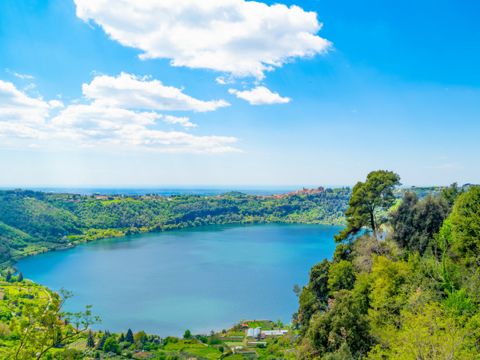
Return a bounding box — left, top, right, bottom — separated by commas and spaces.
6, 187, 306, 196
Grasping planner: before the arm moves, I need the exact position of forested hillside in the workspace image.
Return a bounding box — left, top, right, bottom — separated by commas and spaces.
0, 188, 350, 266
296, 171, 480, 359
0, 172, 478, 359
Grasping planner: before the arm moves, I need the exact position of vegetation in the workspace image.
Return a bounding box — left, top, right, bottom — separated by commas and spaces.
335, 170, 400, 242
0, 188, 351, 267
0, 173, 476, 359
0, 280, 295, 359
296, 170, 479, 359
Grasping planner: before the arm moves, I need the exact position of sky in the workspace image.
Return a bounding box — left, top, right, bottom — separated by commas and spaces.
0, 0, 479, 187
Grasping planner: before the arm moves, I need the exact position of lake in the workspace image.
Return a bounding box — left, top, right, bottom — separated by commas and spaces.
17, 224, 339, 336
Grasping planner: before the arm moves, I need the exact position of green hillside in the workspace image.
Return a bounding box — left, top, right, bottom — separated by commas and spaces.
0, 188, 350, 267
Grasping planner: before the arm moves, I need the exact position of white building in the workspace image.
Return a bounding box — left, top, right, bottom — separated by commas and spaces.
246, 327, 261, 338
261, 329, 289, 336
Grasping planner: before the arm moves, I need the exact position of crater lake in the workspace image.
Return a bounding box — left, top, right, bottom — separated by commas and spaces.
17, 224, 339, 336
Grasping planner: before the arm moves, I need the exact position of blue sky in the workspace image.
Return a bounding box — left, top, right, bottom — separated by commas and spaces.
0, 0, 479, 187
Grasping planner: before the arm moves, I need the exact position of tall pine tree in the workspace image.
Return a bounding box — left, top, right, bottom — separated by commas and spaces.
126, 328, 134, 343
87, 330, 95, 348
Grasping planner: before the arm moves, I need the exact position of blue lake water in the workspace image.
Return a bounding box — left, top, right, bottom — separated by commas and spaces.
17, 224, 339, 336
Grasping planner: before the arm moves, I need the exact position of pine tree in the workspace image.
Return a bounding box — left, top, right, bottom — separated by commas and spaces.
126, 328, 134, 343
96, 332, 107, 350
87, 330, 95, 348
18, 272, 24, 282
5, 271, 11, 282
119, 333, 125, 342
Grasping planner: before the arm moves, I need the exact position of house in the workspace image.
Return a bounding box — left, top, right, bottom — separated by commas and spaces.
261, 329, 289, 337
246, 327, 261, 338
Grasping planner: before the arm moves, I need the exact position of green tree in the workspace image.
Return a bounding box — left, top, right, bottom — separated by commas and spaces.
368, 256, 412, 333
328, 260, 356, 293
11, 289, 99, 359
391, 192, 449, 254
368, 303, 480, 359
96, 332, 107, 350
17, 272, 24, 282
134, 330, 147, 345
125, 328, 134, 343
309, 259, 331, 304
87, 330, 95, 348
103, 336, 120, 354
183, 329, 192, 339
336, 170, 400, 241
296, 260, 331, 332
441, 182, 462, 209
442, 186, 480, 266
300, 290, 373, 358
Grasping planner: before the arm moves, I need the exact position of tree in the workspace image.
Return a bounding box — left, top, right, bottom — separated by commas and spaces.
87, 330, 95, 348
300, 290, 373, 358
103, 336, 120, 354
296, 260, 331, 332
183, 329, 192, 339
11, 289, 100, 359
391, 192, 449, 254
309, 259, 331, 304
17, 272, 23, 282
442, 186, 480, 266
368, 303, 479, 359
125, 328, 134, 343
5, 270, 12, 282
134, 330, 147, 345
96, 332, 107, 350
328, 260, 356, 293
441, 182, 462, 209
336, 170, 400, 242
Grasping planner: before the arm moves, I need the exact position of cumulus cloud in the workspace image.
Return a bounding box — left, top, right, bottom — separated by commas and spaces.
51, 104, 235, 152
74, 0, 331, 78
0, 79, 239, 153
160, 115, 197, 129
0, 80, 51, 125
83, 73, 229, 112
229, 86, 290, 105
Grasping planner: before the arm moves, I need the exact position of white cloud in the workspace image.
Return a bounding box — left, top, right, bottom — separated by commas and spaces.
0, 80, 239, 153
83, 73, 229, 112
229, 86, 290, 105
74, 0, 331, 78
160, 115, 197, 129
0, 80, 57, 140
48, 99, 64, 109
6, 69, 35, 80
0, 80, 51, 125
51, 104, 237, 152
215, 76, 235, 86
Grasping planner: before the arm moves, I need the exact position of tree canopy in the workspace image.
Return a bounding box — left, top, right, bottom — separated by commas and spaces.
335, 170, 400, 242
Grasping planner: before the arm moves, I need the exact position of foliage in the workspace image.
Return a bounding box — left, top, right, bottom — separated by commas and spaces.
335, 170, 400, 242
299, 290, 373, 359
297, 174, 480, 359
0, 188, 351, 267
327, 260, 356, 293
1, 173, 477, 359
0, 280, 99, 359
442, 186, 480, 266
391, 192, 449, 254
